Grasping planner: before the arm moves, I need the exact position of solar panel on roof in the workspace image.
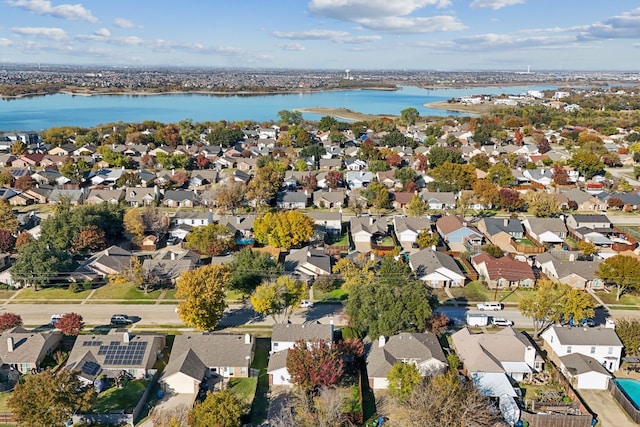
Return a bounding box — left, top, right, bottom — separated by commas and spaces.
81, 361, 100, 376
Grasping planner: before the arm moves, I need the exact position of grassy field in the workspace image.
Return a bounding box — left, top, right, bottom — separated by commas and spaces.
92, 379, 149, 413
15, 286, 91, 300
89, 284, 162, 300
596, 291, 640, 306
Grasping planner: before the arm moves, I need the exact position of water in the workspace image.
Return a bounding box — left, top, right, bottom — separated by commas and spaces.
614, 378, 640, 409
0, 85, 557, 131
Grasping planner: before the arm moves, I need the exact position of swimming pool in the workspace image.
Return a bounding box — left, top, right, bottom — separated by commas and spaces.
610, 378, 640, 423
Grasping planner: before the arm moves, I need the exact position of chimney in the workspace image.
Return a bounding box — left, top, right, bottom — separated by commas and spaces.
171, 251, 176, 261
504, 218, 509, 227
378, 336, 386, 348
236, 216, 241, 224
7, 337, 13, 352
569, 253, 575, 262
123, 332, 130, 344
369, 217, 374, 226
244, 333, 252, 345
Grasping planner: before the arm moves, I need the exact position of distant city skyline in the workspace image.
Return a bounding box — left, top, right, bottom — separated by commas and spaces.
0, 0, 639, 71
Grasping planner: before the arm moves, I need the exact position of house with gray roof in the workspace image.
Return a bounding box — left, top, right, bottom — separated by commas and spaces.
541, 325, 623, 373
125, 187, 158, 207
48, 188, 84, 205
393, 216, 430, 247
307, 211, 342, 235
163, 190, 199, 208
268, 322, 334, 386
72, 245, 133, 281
534, 252, 603, 290
85, 189, 125, 205
367, 332, 447, 389
313, 190, 346, 209
409, 248, 465, 288
173, 210, 212, 227
276, 190, 308, 209
558, 353, 612, 390
522, 217, 567, 246
477, 217, 524, 253
284, 248, 332, 280
419, 191, 456, 210
0, 327, 62, 374
66, 330, 165, 385
160, 333, 255, 395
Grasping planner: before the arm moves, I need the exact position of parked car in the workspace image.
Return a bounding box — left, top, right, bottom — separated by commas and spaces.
50, 314, 64, 325
167, 236, 179, 245
110, 314, 133, 325
491, 317, 514, 327
300, 300, 314, 308
477, 302, 503, 311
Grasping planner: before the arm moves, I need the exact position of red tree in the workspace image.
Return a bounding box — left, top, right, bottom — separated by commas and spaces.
14, 175, 34, 191
54, 313, 84, 336
170, 171, 190, 187
286, 339, 344, 393
513, 129, 524, 146
196, 153, 210, 169
325, 171, 342, 189
414, 154, 428, 172
386, 153, 402, 167
607, 197, 625, 210
405, 181, 419, 193
14, 232, 33, 249
0, 312, 22, 332
426, 312, 450, 337
499, 188, 524, 212
71, 225, 106, 254
336, 338, 365, 359
552, 165, 570, 186
0, 229, 16, 253
537, 138, 551, 154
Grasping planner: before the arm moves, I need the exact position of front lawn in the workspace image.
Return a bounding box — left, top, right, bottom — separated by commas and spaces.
92, 379, 149, 413
89, 284, 161, 300
315, 288, 348, 301
596, 291, 640, 306
0, 392, 12, 412
16, 286, 92, 300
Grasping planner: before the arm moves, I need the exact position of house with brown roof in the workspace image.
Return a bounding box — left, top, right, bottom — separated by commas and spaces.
471, 253, 535, 289
85, 189, 125, 205
160, 333, 255, 395
367, 332, 447, 389
0, 327, 62, 373
534, 252, 603, 290
72, 245, 133, 281
313, 190, 346, 209
391, 192, 414, 209
435, 215, 483, 253
11, 153, 44, 168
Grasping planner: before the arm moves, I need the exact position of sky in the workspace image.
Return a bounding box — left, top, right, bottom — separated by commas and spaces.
0, 0, 639, 71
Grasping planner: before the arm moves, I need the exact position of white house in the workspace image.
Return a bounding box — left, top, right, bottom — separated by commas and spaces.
559, 353, 612, 390
541, 325, 623, 373
409, 249, 466, 288
393, 216, 430, 247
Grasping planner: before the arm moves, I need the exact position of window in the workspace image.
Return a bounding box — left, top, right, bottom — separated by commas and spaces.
566, 346, 572, 354
608, 347, 613, 355
590, 346, 596, 354
241, 367, 246, 375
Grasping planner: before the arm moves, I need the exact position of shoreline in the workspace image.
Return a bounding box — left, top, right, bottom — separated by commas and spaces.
423, 101, 493, 115
294, 107, 397, 121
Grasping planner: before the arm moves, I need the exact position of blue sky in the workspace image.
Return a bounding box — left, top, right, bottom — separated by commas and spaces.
0, 0, 639, 71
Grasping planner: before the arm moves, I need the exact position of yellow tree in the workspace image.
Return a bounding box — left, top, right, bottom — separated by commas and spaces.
251, 276, 306, 323
253, 211, 314, 250
175, 264, 230, 330
332, 255, 375, 291
123, 207, 145, 244
0, 200, 18, 233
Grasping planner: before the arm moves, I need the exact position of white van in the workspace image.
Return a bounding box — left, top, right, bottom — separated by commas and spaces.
476, 302, 503, 311
50, 314, 63, 325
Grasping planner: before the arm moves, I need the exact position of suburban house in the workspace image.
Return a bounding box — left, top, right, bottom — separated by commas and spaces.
391, 192, 414, 209
125, 187, 158, 207
534, 252, 603, 290
470, 253, 536, 289
558, 353, 613, 390
419, 191, 457, 210
173, 210, 211, 227
268, 322, 334, 386
85, 189, 125, 205
558, 189, 604, 212
541, 325, 623, 374
345, 171, 373, 188
522, 217, 567, 246
49, 188, 85, 205
142, 252, 196, 285
393, 216, 430, 248
66, 330, 165, 385
366, 332, 447, 390
313, 190, 346, 209
72, 245, 134, 281
284, 248, 332, 280
350, 217, 388, 251
276, 191, 308, 209
0, 327, 62, 373
566, 214, 612, 232
217, 215, 256, 240
452, 327, 542, 382
435, 215, 483, 253
409, 248, 466, 288
163, 190, 198, 208
307, 211, 342, 236
160, 333, 255, 395
477, 218, 525, 253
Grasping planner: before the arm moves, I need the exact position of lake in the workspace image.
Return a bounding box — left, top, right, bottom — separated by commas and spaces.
0, 85, 557, 131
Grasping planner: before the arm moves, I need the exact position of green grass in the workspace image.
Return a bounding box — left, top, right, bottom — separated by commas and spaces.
89, 284, 162, 300
315, 288, 348, 301
225, 289, 245, 301
328, 234, 350, 247
15, 286, 91, 300
514, 237, 536, 247
228, 377, 258, 407
596, 291, 640, 306
92, 379, 149, 413
163, 289, 178, 300
84, 300, 156, 305
249, 338, 270, 425
0, 392, 12, 412
375, 236, 395, 246
0, 289, 17, 300
461, 281, 489, 302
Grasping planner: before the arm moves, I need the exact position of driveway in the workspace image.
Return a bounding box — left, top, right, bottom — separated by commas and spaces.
577, 388, 634, 427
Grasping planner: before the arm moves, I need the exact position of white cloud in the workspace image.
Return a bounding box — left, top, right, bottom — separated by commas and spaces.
0, 38, 13, 46
113, 17, 142, 29
432, 32, 575, 52
12, 26, 68, 41
358, 15, 466, 33
6, 0, 97, 22
273, 29, 349, 40
94, 27, 110, 38
469, 0, 525, 10
309, 0, 450, 20
578, 8, 640, 40
278, 42, 306, 51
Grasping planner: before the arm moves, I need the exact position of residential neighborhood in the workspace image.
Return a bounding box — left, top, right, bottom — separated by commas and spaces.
1, 84, 640, 426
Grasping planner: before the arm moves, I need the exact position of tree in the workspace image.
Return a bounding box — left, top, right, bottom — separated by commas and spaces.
456, 190, 475, 218
253, 211, 314, 250
54, 312, 84, 336
71, 225, 106, 255
597, 254, 640, 301
400, 107, 420, 126
387, 361, 422, 401
216, 181, 245, 214
524, 191, 560, 217
552, 165, 570, 185
190, 390, 243, 427
141, 204, 170, 237
175, 264, 230, 330
561, 288, 596, 325
246, 165, 283, 209
151, 405, 191, 427
332, 255, 376, 291
229, 248, 284, 294
286, 339, 344, 393
569, 150, 604, 179
395, 167, 417, 188
14, 175, 34, 191
426, 312, 450, 337
0, 229, 16, 253
185, 223, 234, 256
416, 230, 438, 249
11, 240, 73, 290
381, 129, 415, 148
499, 188, 524, 212
8, 369, 95, 427
124, 207, 145, 244
407, 195, 428, 217
427, 163, 476, 192
577, 240, 597, 257
472, 180, 500, 208
487, 162, 515, 186
251, 276, 306, 323
428, 147, 464, 168
0, 200, 18, 233
392, 372, 506, 427
0, 312, 22, 331
481, 244, 504, 258
325, 171, 342, 189
613, 319, 640, 356
278, 109, 303, 125
14, 232, 33, 249
318, 115, 338, 131
537, 138, 551, 154
362, 182, 390, 213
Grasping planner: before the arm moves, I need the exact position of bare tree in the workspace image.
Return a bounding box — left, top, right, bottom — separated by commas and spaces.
150, 404, 190, 427
142, 205, 170, 237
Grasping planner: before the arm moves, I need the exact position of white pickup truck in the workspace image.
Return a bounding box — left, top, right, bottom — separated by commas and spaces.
476, 302, 503, 311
